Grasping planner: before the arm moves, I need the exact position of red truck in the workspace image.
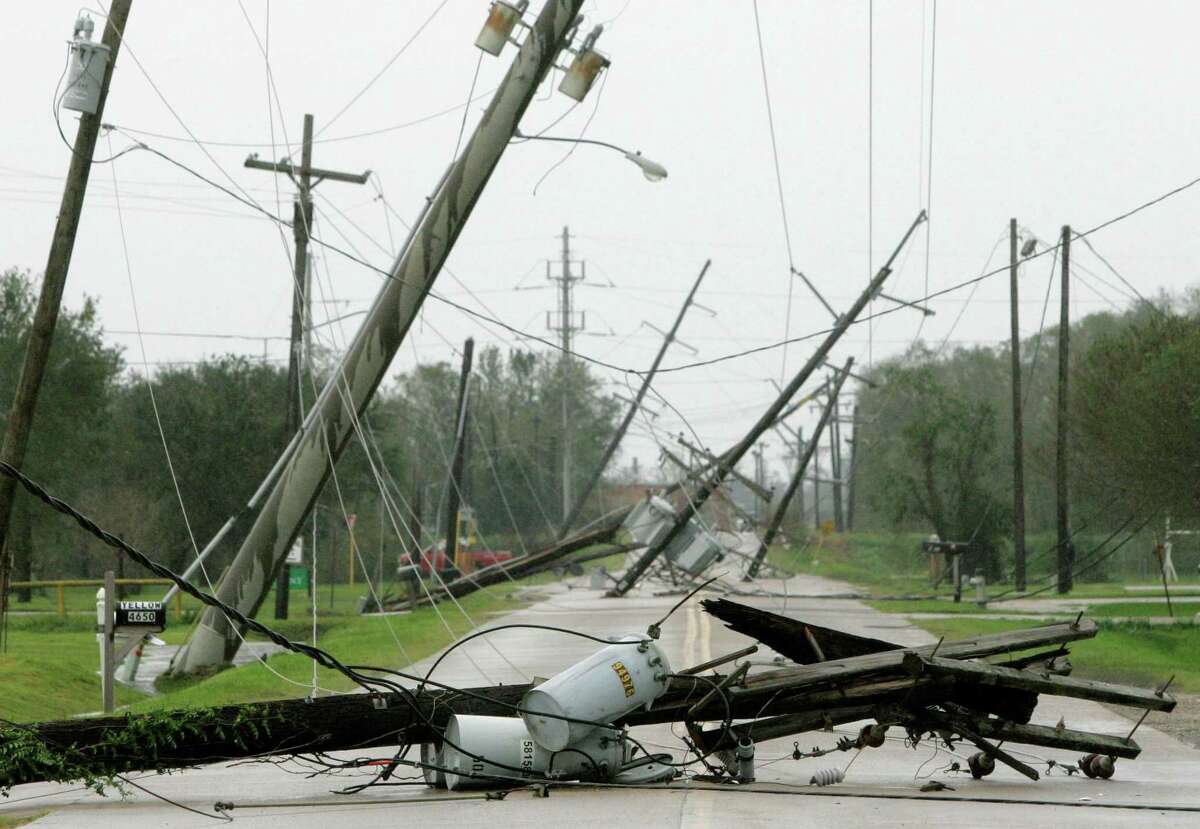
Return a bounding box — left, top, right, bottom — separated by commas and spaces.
399, 542, 513, 577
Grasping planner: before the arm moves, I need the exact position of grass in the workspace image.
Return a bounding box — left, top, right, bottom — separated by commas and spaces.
912, 616, 1200, 694
1085, 600, 1200, 618
0, 552, 590, 722
0, 813, 47, 828
0, 620, 146, 721
766, 531, 933, 596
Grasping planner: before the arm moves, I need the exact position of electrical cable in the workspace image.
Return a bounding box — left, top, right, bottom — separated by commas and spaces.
108, 128, 1200, 378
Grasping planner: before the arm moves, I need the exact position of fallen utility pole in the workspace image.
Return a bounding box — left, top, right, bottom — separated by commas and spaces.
444, 339, 474, 572
9, 610, 1170, 789
0, 1, 133, 632
557, 260, 712, 539
1010, 218, 1028, 592
1057, 224, 1073, 594
244, 113, 370, 619
608, 212, 927, 597
173, 0, 586, 674
745, 361, 851, 579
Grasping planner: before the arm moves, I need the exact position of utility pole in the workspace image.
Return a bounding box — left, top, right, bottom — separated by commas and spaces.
546, 227, 586, 525
1056, 225, 1073, 594
608, 211, 926, 597
558, 261, 711, 539
174, 0, 588, 674
747, 359, 852, 579
0, 2, 133, 631
845, 405, 859, 532
812, 445, 823, 529
1009, 218, 1028, 592
829, 384, 845, 533
244, 114, 369, 619
444, 339, 474, 573
751, 444, 767, 525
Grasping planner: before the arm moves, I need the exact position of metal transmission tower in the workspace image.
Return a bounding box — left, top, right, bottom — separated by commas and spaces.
244, 113, 370, 619
545, 226, 587, 524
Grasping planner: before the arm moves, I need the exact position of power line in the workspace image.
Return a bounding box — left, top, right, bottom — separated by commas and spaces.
750, 0, 798, 386
117, 130, 1200, 379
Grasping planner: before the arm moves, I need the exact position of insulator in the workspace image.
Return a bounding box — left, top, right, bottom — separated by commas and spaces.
809, 767, 845, 787
735, 737, 755, 784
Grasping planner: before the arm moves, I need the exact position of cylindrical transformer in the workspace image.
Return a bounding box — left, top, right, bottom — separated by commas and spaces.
441, 714, 624, 790
474, 1, 525, 56
521, 635, 671, 751
559, 48, 610, 102
420, 742, 446, 788
62, 39, 110, 115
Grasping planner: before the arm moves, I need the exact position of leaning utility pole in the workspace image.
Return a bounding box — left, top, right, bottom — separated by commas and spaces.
244, 113, 370, 619
444, 339, 474, 572
557, 261, 711, 539
1056, 225, 1073, 594
0, 2, 133, 631
1009, 218, 1028, 592
547, 227, 586, 524
746, 360, 852, 579
608, 212, 926, 597
173, 0, 588, 674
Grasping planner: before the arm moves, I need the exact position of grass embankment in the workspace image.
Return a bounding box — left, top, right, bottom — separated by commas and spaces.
766, 531, 932, 596
0, 813, 47, 828
1, 550, 608, 723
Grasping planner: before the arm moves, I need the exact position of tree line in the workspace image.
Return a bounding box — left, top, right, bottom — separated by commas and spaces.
851, 286, 1200, 582
0, 268, 620, 595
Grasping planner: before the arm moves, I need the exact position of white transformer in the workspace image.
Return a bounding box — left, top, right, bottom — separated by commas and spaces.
664, 522, 724, 577
621, 495, 676, 548
520, 635, 671, 752
62, 15, 110, 115
440, 714, 624, 790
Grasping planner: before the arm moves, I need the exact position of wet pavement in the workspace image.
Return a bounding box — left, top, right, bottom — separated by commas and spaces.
5, 573, 1199, 827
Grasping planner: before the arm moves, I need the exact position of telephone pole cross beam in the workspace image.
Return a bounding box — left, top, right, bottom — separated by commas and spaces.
243, 113, 370, 619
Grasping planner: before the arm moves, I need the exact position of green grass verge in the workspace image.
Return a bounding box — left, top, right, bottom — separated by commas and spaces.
766, 531, 932, 596
912, 617, 1200, 694
0, 812, 48, 828
0, 624, 146, 722
1, 555, 594, 722
1085, 600, 1200, 618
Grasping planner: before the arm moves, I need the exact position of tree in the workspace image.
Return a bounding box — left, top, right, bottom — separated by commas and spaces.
1073, 310, 1200, 520
0, 269, 123, 596
859, 351, 1010, 580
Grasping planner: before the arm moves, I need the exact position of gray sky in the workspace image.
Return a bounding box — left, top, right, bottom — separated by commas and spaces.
4, 0, 1200, 491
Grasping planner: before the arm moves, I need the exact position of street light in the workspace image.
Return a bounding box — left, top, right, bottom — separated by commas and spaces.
513, 130, 668, 181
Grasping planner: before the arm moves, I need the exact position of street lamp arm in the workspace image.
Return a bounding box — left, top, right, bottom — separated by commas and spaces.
512, 130, 667, 181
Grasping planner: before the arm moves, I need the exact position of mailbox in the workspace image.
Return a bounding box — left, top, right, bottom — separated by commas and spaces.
115, 601, 166, 633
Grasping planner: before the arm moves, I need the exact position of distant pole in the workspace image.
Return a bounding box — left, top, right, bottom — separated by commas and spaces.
795, 427, 806, 524
845, 405, 859, 531
244, 112, 370, 620
549, 227, 586, 524
1010, 218, 1028, 592
1056, 225, 1072, 594
812, 449, 822, 530
829, 385, 845, 533
747, 359, 852, 579
0, 0, 133, 613
445, 339, 475, 572
558, 261, 711, 538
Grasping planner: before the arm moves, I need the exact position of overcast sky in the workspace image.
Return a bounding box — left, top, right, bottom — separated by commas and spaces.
4, 1, 1200, 495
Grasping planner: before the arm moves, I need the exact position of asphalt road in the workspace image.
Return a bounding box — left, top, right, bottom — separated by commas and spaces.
5, 573, 1198, 827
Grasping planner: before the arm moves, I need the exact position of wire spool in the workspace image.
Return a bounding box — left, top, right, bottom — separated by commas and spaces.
809, 767, 845, 787
858, 724, 887, 749
1089, 755, 1116, 779
967, 751, 996, 779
